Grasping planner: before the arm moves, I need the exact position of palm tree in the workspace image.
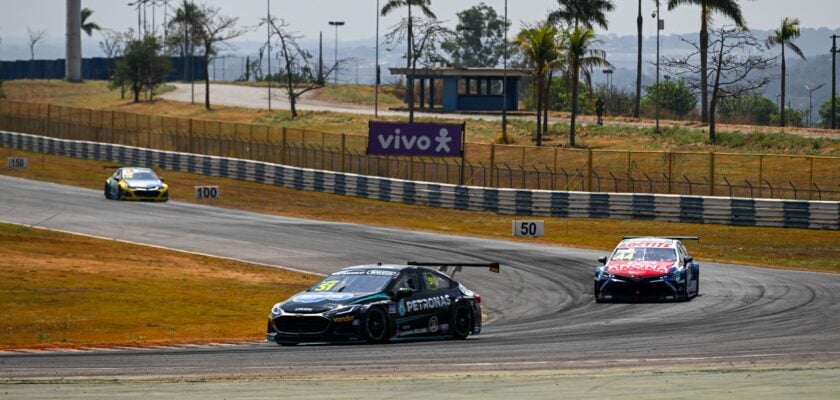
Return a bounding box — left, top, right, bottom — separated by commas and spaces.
548, 0, 615, 30
169, 1, 203, 82
667, 0, 748, 123
565, 27, 611, 147
767, 17, 806, 127
516, 23, 564, 146
81, 8, 101, 37
381, 0, 436, 123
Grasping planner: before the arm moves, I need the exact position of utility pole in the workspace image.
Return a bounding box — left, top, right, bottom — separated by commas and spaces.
66, 0, 82, 82
832, 34, 838, 130
329, 21, 345, 85
634, 0, 642, 118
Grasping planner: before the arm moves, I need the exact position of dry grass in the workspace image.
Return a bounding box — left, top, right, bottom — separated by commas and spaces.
0, 222, 317, 349
2, 147, 838, 274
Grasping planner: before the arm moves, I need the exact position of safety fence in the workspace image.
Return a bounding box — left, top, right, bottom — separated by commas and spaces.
1, 100, 838, 201
2, 131, 838, 230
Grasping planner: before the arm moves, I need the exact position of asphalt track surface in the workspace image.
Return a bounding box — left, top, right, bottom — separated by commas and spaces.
1, 174, 840, 379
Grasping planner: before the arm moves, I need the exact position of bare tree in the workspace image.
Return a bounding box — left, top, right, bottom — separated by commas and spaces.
27, 27, 47, 61
195, 4, 248, 110
384, 16, 453, 119
663, 26, 775, 141
267, 18, 344, 118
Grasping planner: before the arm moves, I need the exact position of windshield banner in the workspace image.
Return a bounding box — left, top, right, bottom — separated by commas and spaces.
367, 121, 464, 157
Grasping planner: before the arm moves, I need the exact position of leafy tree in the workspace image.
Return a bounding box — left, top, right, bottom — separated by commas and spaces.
565, 27, 610, 147
641, 79, 697, 118
548, 0, 615, 30
766, 17, 806, 127
667, 0, 749, 124
516, 22, 564, 146
818, 97, 840, 128
81, 8, 101, 37
111, 35, 171, 103
718, 94, 775, 125
441, 3, 510, 68
770, 107, 804, 127
381, 0, 436, 123
195, 5, 247, 110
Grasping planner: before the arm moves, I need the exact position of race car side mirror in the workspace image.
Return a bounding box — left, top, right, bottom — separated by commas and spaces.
395, 287, 413, 299
684, 256, 693, 265
598, 256, 607, 265
160, 177, 165, 182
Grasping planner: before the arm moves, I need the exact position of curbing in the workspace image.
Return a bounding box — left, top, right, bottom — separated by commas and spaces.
2, 130, 838, 230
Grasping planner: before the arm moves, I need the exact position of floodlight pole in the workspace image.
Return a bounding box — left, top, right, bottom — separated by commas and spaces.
654, 0, 662, 134
502, 0, 508, 140
375, 0, 380, 118
267, 0, 272, 111
832, 34, 838, 130
329, 21, 345, 85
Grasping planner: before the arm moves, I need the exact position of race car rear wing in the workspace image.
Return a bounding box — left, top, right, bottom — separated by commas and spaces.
407, 262, 500, 279
623, 236, 699, 241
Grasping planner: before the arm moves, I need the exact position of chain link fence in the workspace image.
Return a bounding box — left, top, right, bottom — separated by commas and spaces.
1, 100, 838, 201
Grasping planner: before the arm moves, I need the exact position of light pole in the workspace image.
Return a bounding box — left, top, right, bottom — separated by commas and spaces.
267, 0, 272, 111
603, 68, 614, 115
375, 0, 380, 117
329, 21, 345, 85
832, 34, 838, 130
501, 0, 508, 140
805, 83, 825, 127
653, 0, 663, 133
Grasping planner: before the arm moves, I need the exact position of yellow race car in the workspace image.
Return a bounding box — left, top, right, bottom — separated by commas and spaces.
104, 167, 169, 202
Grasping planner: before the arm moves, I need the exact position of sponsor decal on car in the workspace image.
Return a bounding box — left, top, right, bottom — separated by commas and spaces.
332, 315, 355, 323
428, 316, 439, 333
292, 293, 355, 303
398, 299, 407, 317
294, 308, 313, 312
621, 241, 674, 248
606, 261, 674, 277
405, 295, 451, 313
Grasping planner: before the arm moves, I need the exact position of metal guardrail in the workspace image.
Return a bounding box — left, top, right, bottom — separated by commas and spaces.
3, 131, 838, 230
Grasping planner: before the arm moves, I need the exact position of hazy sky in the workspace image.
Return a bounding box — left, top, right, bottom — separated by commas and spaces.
1, 0, 838, 44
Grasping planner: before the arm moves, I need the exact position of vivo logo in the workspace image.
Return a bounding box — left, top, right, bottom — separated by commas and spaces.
377, 128, 452, 153
368, 122, 462, 157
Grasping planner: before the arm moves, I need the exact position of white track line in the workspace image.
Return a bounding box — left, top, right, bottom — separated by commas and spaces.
0, 219, 325, 277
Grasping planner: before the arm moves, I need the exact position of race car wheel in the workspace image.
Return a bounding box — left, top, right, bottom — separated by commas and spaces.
364, 306, 389, 344
104, 183, 111, 199
450, 302, 472, 340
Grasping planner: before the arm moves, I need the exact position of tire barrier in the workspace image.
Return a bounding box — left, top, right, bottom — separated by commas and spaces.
3, 130, 838, 230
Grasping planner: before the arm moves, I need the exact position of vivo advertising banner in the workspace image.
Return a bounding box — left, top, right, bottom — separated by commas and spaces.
367, 121, 464, 157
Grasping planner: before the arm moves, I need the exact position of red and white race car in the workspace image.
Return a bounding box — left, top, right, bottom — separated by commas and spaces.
594, 236, 700, 302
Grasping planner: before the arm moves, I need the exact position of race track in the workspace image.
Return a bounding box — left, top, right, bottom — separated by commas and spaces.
1, 175, 839, 378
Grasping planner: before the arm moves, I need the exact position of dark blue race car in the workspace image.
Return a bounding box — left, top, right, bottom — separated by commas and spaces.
266, 262, 499, 345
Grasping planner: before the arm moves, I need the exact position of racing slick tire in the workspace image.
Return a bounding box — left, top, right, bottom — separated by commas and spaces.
363, 306, 389, 344
104, 183, 112, 200
450, 302, 472, 340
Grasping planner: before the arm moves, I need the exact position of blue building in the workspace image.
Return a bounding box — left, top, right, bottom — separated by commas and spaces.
389, 67, 529, 113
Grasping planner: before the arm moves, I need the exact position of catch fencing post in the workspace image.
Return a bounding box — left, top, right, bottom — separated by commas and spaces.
809, 156, 814, 200
489, 143, 496, 188
758, 155, 764, 198
587, 149, 593, 192
340, 133, 346, 172
709, 152, 715, 196
281, 127, 287, 165
667, 151, 673, 194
